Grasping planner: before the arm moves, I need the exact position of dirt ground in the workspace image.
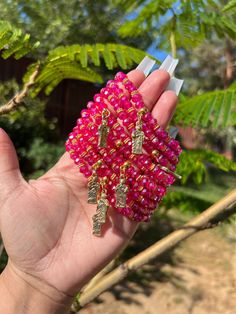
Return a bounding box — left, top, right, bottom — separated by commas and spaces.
79, 225, 236, 314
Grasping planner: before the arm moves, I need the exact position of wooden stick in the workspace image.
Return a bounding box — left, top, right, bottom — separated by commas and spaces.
0, 65, 39, 116
82, 260, 115, 294
76, 189, 236, 309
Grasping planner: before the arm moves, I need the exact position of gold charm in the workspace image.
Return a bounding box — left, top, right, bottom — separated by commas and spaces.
159, 166, 182, 180
132, 109, 146, 154
115, 162, 129, 208
88, 172, 100, 204
87, 160, 103, 204
92, 177, 109, 236
98, 109, 110, 148
92, 213, 102, 236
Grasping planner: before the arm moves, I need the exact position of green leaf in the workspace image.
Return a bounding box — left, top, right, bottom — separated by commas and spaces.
102, 44, 115, 70
177, 149, 236, 185
115, 45, 128, 69
79, 45, 88, 68
222, 91, 234, 128
29, 58, 103, 97
25, 43, 158, 96
90, 44, 100, 66
175, 88, 236, 129
0, 20, 39, 59
222, 0, 236, 12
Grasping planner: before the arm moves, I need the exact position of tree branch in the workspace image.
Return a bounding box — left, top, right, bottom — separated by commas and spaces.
73, 188, 236, 310
0, 65, 40, 116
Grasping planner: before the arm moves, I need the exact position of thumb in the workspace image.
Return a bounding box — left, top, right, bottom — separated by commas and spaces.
0, 128, 23, 197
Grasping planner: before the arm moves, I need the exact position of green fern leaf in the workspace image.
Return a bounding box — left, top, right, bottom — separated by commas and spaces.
14, 41, 40, 60
30, 59, 103, 97
103, 44, 116, 69
201, 95, 217, 128
175, 88, 236, 129
79, 45, 88, 68
0, 20, 39, 59
222, 0, 236, 12
222, 91, 234, 128
177, 149, 236, 184
90, 44, 101, 66
115, 45, 128, 69
25, 43, 158, 96
0, 29, 13, 50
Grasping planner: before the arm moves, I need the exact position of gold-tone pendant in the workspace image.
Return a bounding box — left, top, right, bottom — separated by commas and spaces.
98, 109, 110, 148
87, 160, 103, 204
92, 212, 102, 236
92, 194, 108, 236
115, 181, 128, 208
115, 162, 129, 208
132, 109, 146, 154
132, 127, 144, 154
92, 177, 109, 236
88, 174, 100, 204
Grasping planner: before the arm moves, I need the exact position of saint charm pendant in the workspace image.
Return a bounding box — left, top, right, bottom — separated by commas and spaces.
132, 109, 146, 154
92, 177, 109, 236
115, 179, 128, 208
132, 124, 144, 154
115, 162, 129, 208
88, 173, 100, 204
98, 108, 110, 148
87, 161, 102, 204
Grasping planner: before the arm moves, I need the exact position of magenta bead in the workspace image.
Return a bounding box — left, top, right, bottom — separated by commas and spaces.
156, 128, 168, 140
131, 94, 142, 103
135, 101, 144, 109
143, 112, 152, 122
93, 94, 103, 103
115, 72, 127, 82
118, 111, 127, 120
124, 82, 136, 93
84, 170, 92, 178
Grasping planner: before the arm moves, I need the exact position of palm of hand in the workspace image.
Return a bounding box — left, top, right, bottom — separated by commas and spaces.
0, 68, 177, 297
0, 151, 137, 295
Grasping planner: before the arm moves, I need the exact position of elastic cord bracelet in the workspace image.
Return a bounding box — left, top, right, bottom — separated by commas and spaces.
65, 72, 182, 236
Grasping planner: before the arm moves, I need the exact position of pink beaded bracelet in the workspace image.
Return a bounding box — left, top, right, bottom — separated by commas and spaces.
65, 72, 182, 236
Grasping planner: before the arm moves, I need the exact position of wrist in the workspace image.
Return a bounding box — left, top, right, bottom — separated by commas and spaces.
0, 261, 74, 314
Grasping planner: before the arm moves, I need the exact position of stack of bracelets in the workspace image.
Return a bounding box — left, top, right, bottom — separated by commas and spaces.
65, 71, 182, 236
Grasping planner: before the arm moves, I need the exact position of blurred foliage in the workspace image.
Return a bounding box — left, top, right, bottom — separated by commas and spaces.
175, 40, 235, 95
0, 20, 39, 59
163, 170, 236, 212
20, 138, 64, 179
177, 149, 236, 185
0, 0, 152, 57
117, 0, 236, 56
0, 80, 62, 177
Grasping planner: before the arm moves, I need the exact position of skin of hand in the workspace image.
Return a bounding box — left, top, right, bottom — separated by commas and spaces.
0, 68, 178, 313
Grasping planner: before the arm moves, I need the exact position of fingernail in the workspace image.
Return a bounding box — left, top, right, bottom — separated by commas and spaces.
169, 126, 179, 139
159, 55, 179, 76
166, 77, 184, 96
136, 56, 156, 77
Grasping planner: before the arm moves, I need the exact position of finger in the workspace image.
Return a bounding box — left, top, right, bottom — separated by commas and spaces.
127, 69, 146, 88
0, 128, 23, 197
151, 90, 178, 129
127, 54, 156, 88
138, 70, 170, 110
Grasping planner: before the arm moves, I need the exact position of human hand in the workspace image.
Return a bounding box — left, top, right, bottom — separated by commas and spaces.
0, 61, 179, 312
